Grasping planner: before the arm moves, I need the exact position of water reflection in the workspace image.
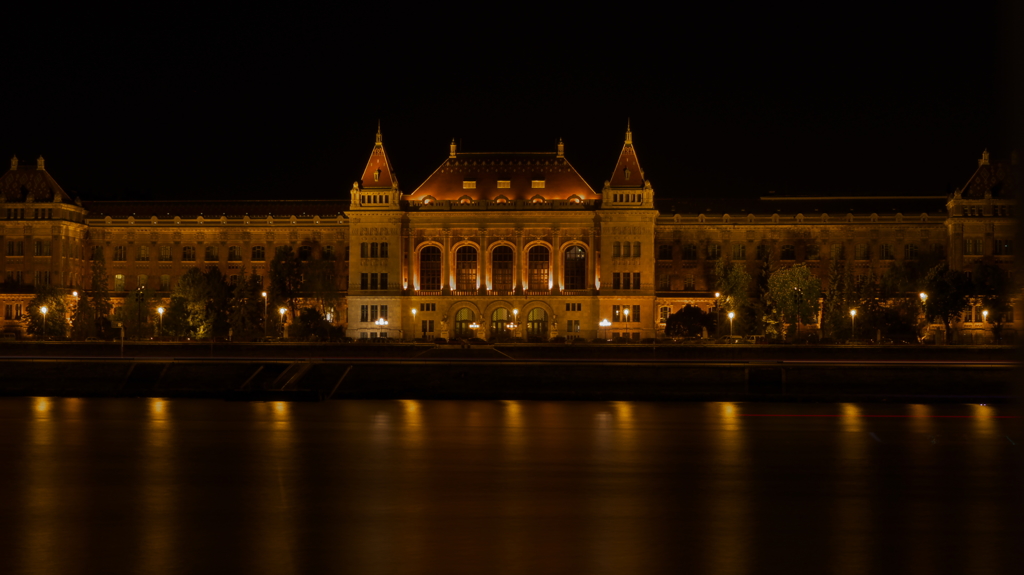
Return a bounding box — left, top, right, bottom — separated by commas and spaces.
22, 398, 58, 574
704, 402, 748, 574
138, 397, 175, 575
833, 402, 870, 575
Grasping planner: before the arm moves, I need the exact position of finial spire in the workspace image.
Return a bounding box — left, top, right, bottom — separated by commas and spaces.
979, 149, 990, 166
10, 155, 17, 170
450, 138, 457, 158
36, 155, 45, 171
625, 119, 632, 145
375, 121, 382, 144
557, 138, 564, 158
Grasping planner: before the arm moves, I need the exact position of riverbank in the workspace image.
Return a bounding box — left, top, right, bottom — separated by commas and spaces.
0, 351, 1017, 403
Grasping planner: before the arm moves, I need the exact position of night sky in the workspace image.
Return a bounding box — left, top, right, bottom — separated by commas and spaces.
2, 3, 1020, 203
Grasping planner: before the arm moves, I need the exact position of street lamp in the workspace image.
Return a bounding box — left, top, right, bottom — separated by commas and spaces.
623, 306, 630, 341
135, 287, 145, 338
714, 292, 722, 337
40, 306, 48, 339
513, 308, 519, 338
411, 308, 418, 341
982, 309, 988, 323
727, 311, 735, 338
375, 316, 389, 339
599, 318, 611, 340
279, 307, 287, 338
262, 291, 268, 339
157, 306, 165, 336
850, 309, 857, 341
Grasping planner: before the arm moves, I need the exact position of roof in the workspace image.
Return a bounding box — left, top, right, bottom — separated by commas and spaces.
359, 127, 397, 190
82, 199, 351, 219
608, 122, 645, 187
0, 156, 74, 203
655, 195, 948, 217
957, 151, 1019, 200
407, 148, 599, 202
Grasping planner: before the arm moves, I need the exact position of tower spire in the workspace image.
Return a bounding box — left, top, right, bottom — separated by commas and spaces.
625, 118, 632, 144
609, 121, 644, 187
359, 126, 397, 189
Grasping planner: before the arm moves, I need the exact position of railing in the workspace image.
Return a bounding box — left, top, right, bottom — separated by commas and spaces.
562, 289, 588, 296
451, 290, 476, 296
488, 289, 514, 296
525, 289, 550, 296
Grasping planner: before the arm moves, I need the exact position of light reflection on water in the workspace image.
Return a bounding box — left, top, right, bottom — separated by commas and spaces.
0, 398, 1018, 575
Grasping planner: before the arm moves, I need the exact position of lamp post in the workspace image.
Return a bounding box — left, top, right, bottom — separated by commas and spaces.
157, 306, 164, 337
728, 311, 735, 338
469, 321, 480, 338
850, 309, 857, 341
716, 292, 724, 338
135, 287, 145, 338
513, 308, 519, 339
262, 292, 268, 339
599, 319, 611, 340
411, 308, 417, 341
375, 317, 389, 339
279, 307, 287, 338
40, 306, 48, 340
623, 306, 630, 341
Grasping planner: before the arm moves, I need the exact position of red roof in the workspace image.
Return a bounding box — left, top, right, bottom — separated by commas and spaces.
408, 151, 598, 201
359, 128, 397, 189
608, 123, 645, 188
0, 158, 74, 203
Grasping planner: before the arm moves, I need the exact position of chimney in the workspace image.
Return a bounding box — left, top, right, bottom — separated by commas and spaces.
449, 139, 457, 158
557, 138, 564, 158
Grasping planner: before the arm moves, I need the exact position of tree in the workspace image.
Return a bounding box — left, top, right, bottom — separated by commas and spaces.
69, 292, 96, 340
922, 263, 972, 344
973, 262, 1015, 343
113, 286, 158, 339
269, 246, 302, 316
293, 307, 330, 341
24, 287, 70, 339
171, 267, 214, 339
303, 253, 341, 318
665, 305, 712, 338
713, 259, 753, 336
228, 269, 265, 341
765, 264, 822, 340
204, 267, 232, 339
820, 258, 851, 339
87, 250, 112, 337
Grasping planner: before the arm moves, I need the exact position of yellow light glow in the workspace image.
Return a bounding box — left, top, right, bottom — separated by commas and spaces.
39, 306, 47, 314
261, 291, 267, 298
34, 397, 50, 413
850, 309, 857, 317
157, 307, 165, 314
728, 311, 735, 319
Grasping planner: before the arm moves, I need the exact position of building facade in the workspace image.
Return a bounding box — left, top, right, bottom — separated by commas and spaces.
1, 127, 1018, 341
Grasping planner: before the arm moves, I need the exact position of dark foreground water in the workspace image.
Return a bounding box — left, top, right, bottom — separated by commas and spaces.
0, 398, 1019, 575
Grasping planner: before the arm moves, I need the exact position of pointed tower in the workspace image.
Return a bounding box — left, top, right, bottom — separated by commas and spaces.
350, 125, 401, 210
602, 120, 654, 209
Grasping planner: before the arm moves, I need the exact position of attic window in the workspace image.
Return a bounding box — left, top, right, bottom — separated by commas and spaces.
374, 168, 381, 182
463, 180, 476, 189
531, 180, 545, 188
624, 167, 631, 181
497, 180, 511, 188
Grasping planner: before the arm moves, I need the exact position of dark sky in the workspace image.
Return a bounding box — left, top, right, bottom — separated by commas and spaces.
1, 3, 1018, 202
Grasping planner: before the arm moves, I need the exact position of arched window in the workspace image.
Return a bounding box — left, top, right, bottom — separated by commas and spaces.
904, 243, 919, 260
455, 246, 478, 290
527, 308, 548, 340
228, 246, 242, 261
251, 245, 265, 261
613, 242, 621, 257
491, 308, 511, 339
419, 246, 442, 290
633, 242, 641, 258
380, 242, 388, 258
682, 244, 697, 260
492, 246, 514, 291
528, 246, 550, 290
622, 242, 631, 258
454, 307, 475, 338
205, 245, 218, 260
113, 245, 127, 261
563, 246, 587, 290
360, 243, 369, 258
370, 242, 379, 258
182, 246, 196, 261
658, 245, 673, 260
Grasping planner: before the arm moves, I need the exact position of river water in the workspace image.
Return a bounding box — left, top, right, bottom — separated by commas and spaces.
0, 398, 1019, 575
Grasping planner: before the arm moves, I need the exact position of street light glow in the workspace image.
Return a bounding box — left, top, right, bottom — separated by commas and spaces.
850, 309, 857, 317
40, 306, 48, 315
72, 291, 78, 297
919, 292, 927, 302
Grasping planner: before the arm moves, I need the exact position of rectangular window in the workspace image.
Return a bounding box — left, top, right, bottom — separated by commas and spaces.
3, 305, 10, 320
380, 273, 388, 290
622, 273, 631, 290
463, 180, 476, 189
497, 180, 510, 188
806, 244, 819, 260
685, 275, 695, 290
137, 275, 147, 289
419, 303, 436, 312
380, 305, 388, 320
33, 271, 51, 286
682, 244, 697, 260
658, 274, 670, 290
205, 245, 218, 261
370, 305, 379, 322
531, 180, 545, 188
114, 274, 125, 291
994, 239, 1013, 255
7, 241, 24, 256
660, 306, 671, 321
370, 273, 378, 290
855, 244, 869, 260
904, 243, 918, 260
632, 305, 641, 323
360, 305, 369, 322
732, 243, 745, 260
632, 272, 641, 290
6, 271, 23, 284
880, 244, 894, 260
182, 246, 195, 261
34, 240, 52, 256
422, 319, 435, 334
707, 244, 721, 260
360, 273, 368, 289
613, 305, 621, 323
830, 244, 845, 260
781, 245, 795, 260
137, 245, 150, 261
113, 245, 127, 261
567, 320, 580, 333
160, 275, 171, 291
613, 272, 621, 289
159, 245, 172, 261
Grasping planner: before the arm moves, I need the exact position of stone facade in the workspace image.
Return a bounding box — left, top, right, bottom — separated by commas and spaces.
0, 128, 1018, 341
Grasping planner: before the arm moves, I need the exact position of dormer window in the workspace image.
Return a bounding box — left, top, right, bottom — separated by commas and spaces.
497, 180, 511, 188
459, 195, 472, 204
374, 168, 381, 182
531, 180, 545, 188
495, 195, 509, 204
624, 167, 631, 180
463, 180, 476, 189
530, 195, 545, 204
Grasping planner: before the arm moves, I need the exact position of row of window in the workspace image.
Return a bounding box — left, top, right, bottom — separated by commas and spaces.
359, 242, 389, 258
3, 208, 54, 220
4, 271, 50, 286
417, 245, 588, 291
5, 240, 52, 256
97, 244, 336, 262
359, 273, 389, 290
612, 272, 642, 290
657, 242, 939, 261
962, 206, 1014, 217
612, 242, 642, 258
359, 304, 389, 322
965, 238, 1014, 256
611, 305, 641, 323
